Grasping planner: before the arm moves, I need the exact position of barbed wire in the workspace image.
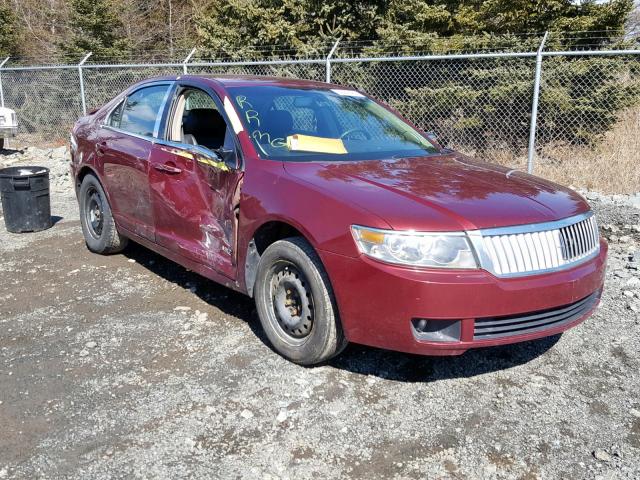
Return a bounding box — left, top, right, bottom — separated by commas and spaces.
3, 30, 639, 67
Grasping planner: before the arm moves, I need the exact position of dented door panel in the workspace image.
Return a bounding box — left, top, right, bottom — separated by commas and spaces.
149, 142, 243, 279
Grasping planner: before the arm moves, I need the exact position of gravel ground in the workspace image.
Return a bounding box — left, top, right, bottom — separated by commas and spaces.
0, 148, 639, 479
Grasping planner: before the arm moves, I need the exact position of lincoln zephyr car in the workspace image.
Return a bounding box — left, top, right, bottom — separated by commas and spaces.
70, 75, 607, 365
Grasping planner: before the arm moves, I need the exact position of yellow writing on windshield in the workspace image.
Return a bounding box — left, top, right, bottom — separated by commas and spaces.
245, 110, 260, 127
252, 130, 287, 148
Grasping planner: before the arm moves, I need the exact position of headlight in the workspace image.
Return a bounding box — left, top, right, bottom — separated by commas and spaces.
351, 225, 478, 269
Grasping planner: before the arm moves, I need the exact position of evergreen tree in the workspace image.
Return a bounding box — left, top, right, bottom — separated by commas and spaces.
0, 4, 18, 57
195, 0, 634, 57
195, 0, 386, 59
61, 0, 129, 61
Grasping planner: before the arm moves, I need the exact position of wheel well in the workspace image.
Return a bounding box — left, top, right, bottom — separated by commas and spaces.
76, 166, 96, 189
244, 221, 306, 297
253, 221, 305, 255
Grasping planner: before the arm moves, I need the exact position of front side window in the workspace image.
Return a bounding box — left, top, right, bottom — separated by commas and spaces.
108, 101, 123, 127
120, 84, 171, 137
168, 87, 229, 151
228, 86, 438, 162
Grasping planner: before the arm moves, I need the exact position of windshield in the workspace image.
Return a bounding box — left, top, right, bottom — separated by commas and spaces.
227, 86, 439, 161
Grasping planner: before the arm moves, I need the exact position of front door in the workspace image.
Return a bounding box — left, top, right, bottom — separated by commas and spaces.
148, 86, 243, 279
101, 83, 172, 240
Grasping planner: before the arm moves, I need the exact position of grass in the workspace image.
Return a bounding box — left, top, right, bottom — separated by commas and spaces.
485, 107, 640, 194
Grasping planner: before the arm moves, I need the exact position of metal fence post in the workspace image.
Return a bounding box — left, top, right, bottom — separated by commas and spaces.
183, 48, 197, 74
527, 32, 548, 174
0, 57, 10, 108
325, 39, 340, 83
78, 52, 93, 115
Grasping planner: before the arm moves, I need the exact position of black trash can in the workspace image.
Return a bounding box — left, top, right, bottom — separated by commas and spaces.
0, 166, 52, 233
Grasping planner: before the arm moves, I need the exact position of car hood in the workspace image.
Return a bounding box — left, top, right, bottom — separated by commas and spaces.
283, 153, 590, 231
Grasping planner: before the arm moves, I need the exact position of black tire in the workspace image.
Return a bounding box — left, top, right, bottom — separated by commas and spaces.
0, 138, 5, 150
254, 237, 347, 365
79, 174, 128, 254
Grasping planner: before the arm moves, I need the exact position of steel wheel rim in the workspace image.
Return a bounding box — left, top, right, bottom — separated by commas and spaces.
85, 186, 104, 239
267, 261, 314, 345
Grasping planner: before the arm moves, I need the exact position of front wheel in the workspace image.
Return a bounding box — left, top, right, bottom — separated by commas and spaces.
254, 237, 347, 365
79, 174, 128, 254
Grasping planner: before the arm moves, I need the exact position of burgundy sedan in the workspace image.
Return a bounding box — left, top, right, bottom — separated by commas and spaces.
70, 75, 607, 365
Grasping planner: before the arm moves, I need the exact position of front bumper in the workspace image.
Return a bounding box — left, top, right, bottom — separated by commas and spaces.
320, 238, 607, 356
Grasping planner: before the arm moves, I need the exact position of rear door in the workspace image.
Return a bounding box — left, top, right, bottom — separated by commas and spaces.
148, 85, 243, 279
101, 82, 173, 240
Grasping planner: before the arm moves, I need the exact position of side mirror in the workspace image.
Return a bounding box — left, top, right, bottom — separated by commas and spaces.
187, 144, 238, 170
216, 147, 239, 170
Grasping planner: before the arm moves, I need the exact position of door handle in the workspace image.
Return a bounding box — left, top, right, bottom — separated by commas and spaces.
153, 163, 182, 174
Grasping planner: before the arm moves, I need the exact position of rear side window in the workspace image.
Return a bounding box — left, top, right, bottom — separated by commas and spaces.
120, 84, 171, 137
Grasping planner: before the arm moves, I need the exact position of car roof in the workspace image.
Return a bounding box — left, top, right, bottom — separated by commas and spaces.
133, 74, 344, 90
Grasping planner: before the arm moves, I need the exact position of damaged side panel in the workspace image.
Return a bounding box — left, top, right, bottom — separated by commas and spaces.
148, 143, 244, 280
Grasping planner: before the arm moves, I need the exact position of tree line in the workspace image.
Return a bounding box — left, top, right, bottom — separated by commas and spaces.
0, 0, 636, 62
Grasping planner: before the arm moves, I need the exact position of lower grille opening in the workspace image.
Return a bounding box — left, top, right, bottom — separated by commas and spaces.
412, 318, 461, 342
473, 292, 599, 340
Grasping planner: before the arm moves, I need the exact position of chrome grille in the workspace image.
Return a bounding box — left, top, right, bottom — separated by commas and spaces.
472, 213, 599, 277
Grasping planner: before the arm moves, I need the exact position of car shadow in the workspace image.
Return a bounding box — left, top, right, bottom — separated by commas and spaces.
329, 335, 561, 382
122, 242, 562, 382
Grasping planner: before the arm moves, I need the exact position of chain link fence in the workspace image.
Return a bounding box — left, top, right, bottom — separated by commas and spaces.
0, 44, 638, 174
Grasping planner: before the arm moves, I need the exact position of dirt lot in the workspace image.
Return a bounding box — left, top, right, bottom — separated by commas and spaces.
1, 148, 639, 479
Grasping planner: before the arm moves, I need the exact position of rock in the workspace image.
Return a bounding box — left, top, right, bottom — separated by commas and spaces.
0, 467, 7, 479
127, 259, 136, 263
105, 448, 114, 456
623, 290, 635, 298
629, 194, 640, 209
240, 409, 254, 419
626, 277, 640, 287
483, 464, 498, 476
174, 306, 191, 311
619, 235, 632, 243
51, 146, 67, 158
78, 349, 89, 357
593, 449, 612, 462
85, 341, 97, 349
276, 410, 288, 423
630, 408, 640, 418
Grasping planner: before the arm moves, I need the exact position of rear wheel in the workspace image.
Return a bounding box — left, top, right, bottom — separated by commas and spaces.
254, 237, 347, 365
79, 174, 128, 254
